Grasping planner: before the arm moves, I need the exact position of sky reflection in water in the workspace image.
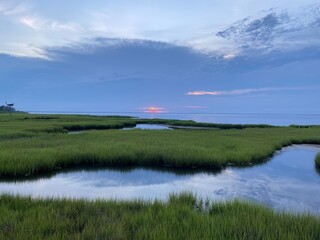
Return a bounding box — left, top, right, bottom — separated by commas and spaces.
0, 145, 319, 214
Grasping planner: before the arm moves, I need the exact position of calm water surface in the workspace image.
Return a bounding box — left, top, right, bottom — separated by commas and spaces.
31, 112, 320, 126
68, 124, 172, 134
1, 145, 319, 214
123, 124, 172, 130
129, 113, 320, 126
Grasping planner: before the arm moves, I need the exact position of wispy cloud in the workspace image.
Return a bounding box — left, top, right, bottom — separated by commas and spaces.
0, 1, 84, 58
216, 4, 320, 54
0, 2, 30, 16
19, 15, 43, 29
0, 2, 81, 32
19, 15, 82, 32
187, 87, 314, 96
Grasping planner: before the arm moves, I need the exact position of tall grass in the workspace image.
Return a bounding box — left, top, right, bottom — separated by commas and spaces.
137, 118, 278, 129
0, 113, 137, 137
0, 113, 320, 177
0, 193, 319, 239
0, 127, 320, 177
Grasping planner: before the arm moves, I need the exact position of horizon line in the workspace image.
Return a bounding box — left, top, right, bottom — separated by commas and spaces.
25, 110, 320, 116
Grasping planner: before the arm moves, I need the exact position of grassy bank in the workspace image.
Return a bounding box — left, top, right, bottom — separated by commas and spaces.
0, 193, 319, 240
0, 114, 320, 177
316, 153, 320, 169
0, 113, 137, 137
136, 118, 277, 129
1, 128, 320, 177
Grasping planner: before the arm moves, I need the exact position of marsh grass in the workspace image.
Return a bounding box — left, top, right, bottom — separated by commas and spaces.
1, 114, 320, 177
0, 113, 137, 136
0, 193, 319, 240
1, 114, 320, 239
136, 118, 277, 129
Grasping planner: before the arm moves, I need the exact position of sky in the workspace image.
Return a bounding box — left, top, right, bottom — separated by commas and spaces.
0, 0, 320, 114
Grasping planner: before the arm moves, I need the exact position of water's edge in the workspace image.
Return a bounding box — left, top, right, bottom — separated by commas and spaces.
1, 144, 319, 215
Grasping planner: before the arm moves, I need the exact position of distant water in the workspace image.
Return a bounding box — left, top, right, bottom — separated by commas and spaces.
123, 124, 172, 130
128, 113, 320, 126
30, 111, 320, 126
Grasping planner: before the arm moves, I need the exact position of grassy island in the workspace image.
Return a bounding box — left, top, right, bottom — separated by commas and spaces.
0, 113, 320, 178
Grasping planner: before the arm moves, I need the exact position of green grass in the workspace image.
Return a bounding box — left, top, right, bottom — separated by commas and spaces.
0, 193, 319, 240
0, 113, 137, 136
136, 118, 278, 129
0, 114, 320, 238
0, 113, 320, 177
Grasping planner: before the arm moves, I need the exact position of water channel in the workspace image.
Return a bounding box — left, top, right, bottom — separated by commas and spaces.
0, 145, 319, 214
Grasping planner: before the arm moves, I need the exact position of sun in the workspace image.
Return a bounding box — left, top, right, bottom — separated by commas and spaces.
144, 106, 164, 113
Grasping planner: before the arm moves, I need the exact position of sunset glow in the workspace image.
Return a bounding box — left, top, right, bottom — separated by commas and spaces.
143, 107, 165, 113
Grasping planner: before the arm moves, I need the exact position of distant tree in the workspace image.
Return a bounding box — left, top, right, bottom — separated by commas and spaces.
0, 105, 16, 112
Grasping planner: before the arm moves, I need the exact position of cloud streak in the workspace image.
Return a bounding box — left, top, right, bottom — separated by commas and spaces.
187, 87, 315, 96
18, 15, 82, 32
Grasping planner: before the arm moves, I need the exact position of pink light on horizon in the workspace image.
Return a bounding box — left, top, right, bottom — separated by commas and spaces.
141, 106, 165, 113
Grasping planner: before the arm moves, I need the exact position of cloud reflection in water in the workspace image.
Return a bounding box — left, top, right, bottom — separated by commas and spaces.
0, 145, 319, 214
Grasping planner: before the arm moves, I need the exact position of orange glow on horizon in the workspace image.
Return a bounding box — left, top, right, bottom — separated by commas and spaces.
143, 106, 165, 113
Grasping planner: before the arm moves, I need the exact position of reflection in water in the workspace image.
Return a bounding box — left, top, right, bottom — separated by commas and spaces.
123, 124, 172, 130
2, 165, 221, 183
67, 124, 172, 134
0, 145, 320, 214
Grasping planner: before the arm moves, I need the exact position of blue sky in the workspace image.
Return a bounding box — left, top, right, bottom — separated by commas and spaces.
0, 0, 320, 113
